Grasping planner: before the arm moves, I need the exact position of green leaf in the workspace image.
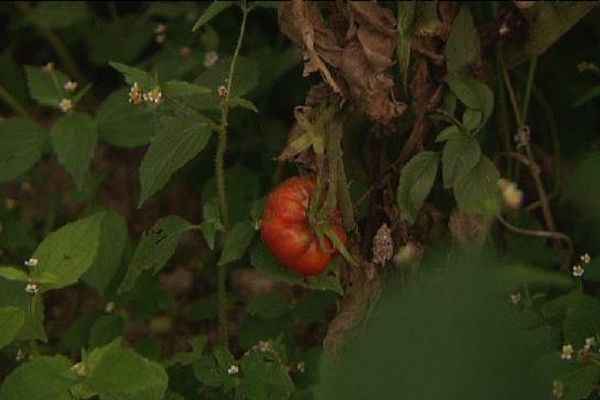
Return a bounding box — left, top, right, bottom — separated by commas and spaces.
51, 112, 97, 190
30, 212, 105, 291
445, 5, 480, 73
194, 56, 259, 109
82, 210, 128, 296
138, 116, 212, 206
200, 197, 222, 250
250, 241, 303, 285
96, 88, 156, 147
442, 133, 481, 189
0, 306, 25, 350
163, 80, 211, 96
454, 155, 500, 215
462, 109, 482, 131
109, 61, 155, 89
435, 125, 462, 142
563, 292, 600, 347
84, 340, 168, 400
90, 18, 154, 66
238, 351, 294, 400
193, 345, 236, 388
218, 221, 256, 266
503, 2, 598, 66
0, 266, 29, 282
306, 269, 344, 295
230, 96, 259, 113
119, 216, 192, 293
163, 336, 207, 368
444, 74, 494, 127
0, 118, 47, 183
0, 356, 78, 400
397, 151, 439, 224
0, 280, 45, 341
396, 0, 416, 93
247, 293, 289, 319
27, 1, 90, 29
572, 84, 600, 108
25, 65, 69, 107
192, 1, 234, 32
88, 315, 125, 348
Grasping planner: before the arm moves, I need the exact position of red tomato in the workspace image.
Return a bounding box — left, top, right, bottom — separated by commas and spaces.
261, 177, 347, 276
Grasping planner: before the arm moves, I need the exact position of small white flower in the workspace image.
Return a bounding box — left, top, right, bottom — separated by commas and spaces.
552, 380, 564, 398
572, 265, 585, 278
64, 81, 78, 92
143, 87, 163, 104
580, 253, 591, 264
104, 301, 116, 313
42, 62, 55, 72
25, 281, 39, 294
217, 85, 228, 100
128, 82, 143, 104
257, 340, 272, 353
509, 292, 521, 306
71, 362, 86, 376
204, 51, 219, 68
16, 348, 25, 362
584, 337, 597, 350
4, 198, 16, 210
155, 23, 167, 35
227, 364, 239, 375
58, 98, 73, 113
561, 344, 574, 360
297, 361, 306, 373
156, 34, 166, 44
24, 258, 38, 268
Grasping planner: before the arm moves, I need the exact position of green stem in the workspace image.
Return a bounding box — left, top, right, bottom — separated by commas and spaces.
0, 83, 31, 118
215, 4, 250, 347
522, 57, 537, 121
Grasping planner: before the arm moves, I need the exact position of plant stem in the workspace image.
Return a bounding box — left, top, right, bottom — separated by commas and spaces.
522, 57, 537, 121
215, 4, 250, 347
0, 83, 31, 118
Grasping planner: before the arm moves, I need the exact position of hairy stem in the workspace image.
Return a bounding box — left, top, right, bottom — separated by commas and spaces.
215, 4, 250, 347
0, 83, 31, 118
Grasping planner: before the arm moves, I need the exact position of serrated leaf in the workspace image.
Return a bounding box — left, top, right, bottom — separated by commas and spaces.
109, 61, 155, 89
119, 216, 192, 293
218, 221, 256, 266
88, 315, 125, 348
96, 88, 156, 147
0, 356, 78, 400
25, 66, 69, 107
0, 306, 25, 350
139, 116, 212, 206
397, 151, 439, 224
163, 336, 207, 369
163, 80, 211, 96
239, 351, 294, 400
84, 340, 168, 400
30, 212, 105, 291
445, 5, 480, 73
250, 241, 303, 285
444, 74, 494, 127
51, 112, 97, 190
442, 133, 481, 189
82, 210, 127, 296
27, 1, 89, 29
0, 266, 29, 282
0, 118, 47, 183
192, 1, 234, 32
435, 125, 462, 143
230, 96, 258, 113
454, 156, 500, 215
194, 56, 259, 110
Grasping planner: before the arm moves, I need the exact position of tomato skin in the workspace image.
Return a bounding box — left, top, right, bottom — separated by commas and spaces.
261, 177, 346, 276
